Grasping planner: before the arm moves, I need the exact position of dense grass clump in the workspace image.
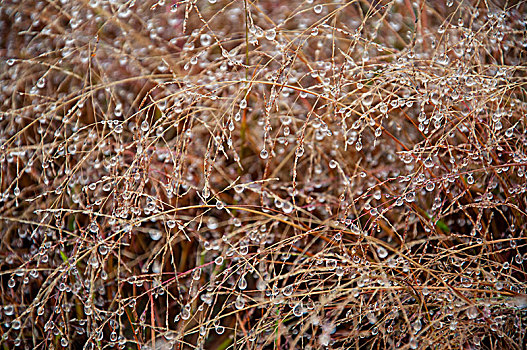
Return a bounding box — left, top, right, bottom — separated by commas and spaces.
1, 0, 526, 349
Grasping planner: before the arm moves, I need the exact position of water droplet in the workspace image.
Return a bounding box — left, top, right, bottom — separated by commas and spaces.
214, 256, 224, 265
329, 160, 337, 169
265, 28, 276, 40
149, 230, 162, 241
326, 259, 337, 270
114, 124, 123, 134
424, 156, 434, 168
235, 295, 245, 309
425, 182, 435, 191
355, 139, 363, 151
238, 276, 248, 290
466, 306, 478, 319
192, 268, 202, 280
202, 186, 210, 199
200, 34, 212, 46
283, 285, 293, 297
98, 244, 109, 255
89, 222, 99, 233
313, 4, 323, 14
293, 303, 303, 317
362, 93, 374, 107
181, 304, 191, 320
215, 325, 225, 334
411, 319, 422, 333
239, 244, 249, 255
37, 78, 46, 89
376, 246, 388, 259
282, 201, 293, 214
295, 146, 304, 157
239, 99, 247, 109
260, 149, 269, 159
140, 120, 149, 132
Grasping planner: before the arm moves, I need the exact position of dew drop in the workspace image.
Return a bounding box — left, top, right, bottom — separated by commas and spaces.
200, 34, 212, 46
282, 285, 293, 297
98, 244, 109, 255
215, 325, 225, 334
362, 93, 374, 107
355, 139, 363, 151
293, 303, 303, 317
265, 29, 276, 40
376, 246, 388, 259
411, 319, 422, 333
282, 201, 293, 214
295, 146, 304, 157
149, 230, 162, 241
114, 124, 123, 134
202, 186, 210, 199
192, 268, 202, 280
37, 78, 46, 89
140, 120, 149, 132
424, 156, 434, 168
238, 276, 248, 290
214, 256, 224, 266
425, 182, 435, 192
181, 304, 191, 320
235, 295, 245, 309
466, 306, 477, 319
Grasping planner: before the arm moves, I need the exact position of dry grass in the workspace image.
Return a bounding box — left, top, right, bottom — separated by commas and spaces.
1, 0, 526, 349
